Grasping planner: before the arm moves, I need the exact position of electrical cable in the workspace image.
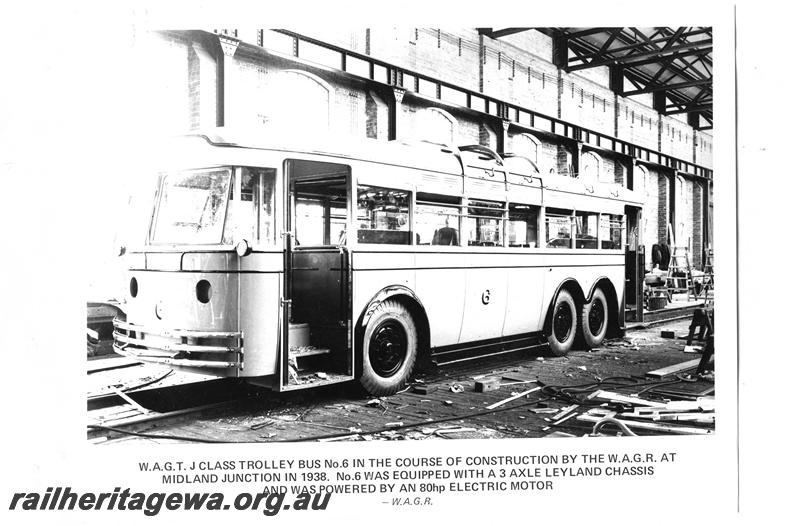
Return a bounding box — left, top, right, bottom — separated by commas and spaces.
591, 417, 638, 437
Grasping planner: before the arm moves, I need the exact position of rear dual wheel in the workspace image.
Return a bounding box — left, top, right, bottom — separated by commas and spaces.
579, 288, 609, 349
546, 290, 577, 356
546, 288, 609, 356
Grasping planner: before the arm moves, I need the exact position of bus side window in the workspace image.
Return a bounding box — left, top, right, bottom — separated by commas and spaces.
575, 211, 598, 249
223, 167, 277, 246
415, 193, 461, 246
545, 208, 573, 249
600, 214, 625, 249
357, 186, 411, 245
467, 199, 505, 247
508, 204, 539, 248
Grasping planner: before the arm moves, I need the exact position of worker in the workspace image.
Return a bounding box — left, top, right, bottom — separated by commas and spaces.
432, 216, 458, 246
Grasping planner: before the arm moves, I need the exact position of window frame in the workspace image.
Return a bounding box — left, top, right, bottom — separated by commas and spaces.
356, 184, 413, 246
465, 198, 507, 248
507, 203, 540, 248
413, 192, 462, 247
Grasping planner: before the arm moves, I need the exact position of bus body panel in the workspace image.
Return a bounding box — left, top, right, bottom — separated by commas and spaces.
413, 253, 467, 347
502, 266, 546, 336
126, 269, 239, 332
238, 271, 282, 377
460, 265, 509, 343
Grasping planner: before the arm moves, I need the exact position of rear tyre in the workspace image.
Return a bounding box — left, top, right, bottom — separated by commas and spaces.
359, 300, 418, 396
546, 290, 577, 357
579, 288, 608, 349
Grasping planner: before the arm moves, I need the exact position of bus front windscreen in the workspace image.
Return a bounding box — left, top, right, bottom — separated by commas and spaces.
150, 168, 232, 245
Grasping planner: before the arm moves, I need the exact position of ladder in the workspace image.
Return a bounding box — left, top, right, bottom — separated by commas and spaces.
665, 244, 696, 301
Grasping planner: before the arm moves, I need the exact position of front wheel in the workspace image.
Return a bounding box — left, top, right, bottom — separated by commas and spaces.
579, 288, 608, 349
359, 300, 418, 395
546, 290, 577, 356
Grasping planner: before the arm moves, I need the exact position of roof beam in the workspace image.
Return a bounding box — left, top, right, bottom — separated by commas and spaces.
620, 47, 712, 69
664, 103, 712, 115
580, 27, 709, 57
564, 27, 616, 39
477, 27, 534, 39
623, 78, 712, 96
565, 39, 712, 71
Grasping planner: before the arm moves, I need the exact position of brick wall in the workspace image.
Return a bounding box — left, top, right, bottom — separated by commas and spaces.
616, 97, 660, 151
483, 38, 560, 117
145, 34, 191, 132
692, 181, 705, 269
559, 74, 615, 137
641, 167, 661, 266
657, 172, 670, 245
675, 176, 694, 264
696, 130, 713, 167
369, 29, 481, 93
661, 115, 695, 163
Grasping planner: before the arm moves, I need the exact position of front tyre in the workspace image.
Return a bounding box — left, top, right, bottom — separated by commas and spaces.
546, 290, 577, 357
360, 300, 418, 395
579, 288, 608, 349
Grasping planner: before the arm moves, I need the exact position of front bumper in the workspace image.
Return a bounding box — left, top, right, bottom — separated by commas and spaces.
112, 318, 243, 370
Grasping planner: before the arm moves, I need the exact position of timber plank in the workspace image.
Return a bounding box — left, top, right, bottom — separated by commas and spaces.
646, 358, 702, 378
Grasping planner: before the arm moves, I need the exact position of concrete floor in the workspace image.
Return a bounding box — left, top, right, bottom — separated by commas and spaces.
89, 317, 714, 444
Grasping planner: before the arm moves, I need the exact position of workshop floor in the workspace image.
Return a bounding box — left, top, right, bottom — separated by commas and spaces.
90, 317, 713, 444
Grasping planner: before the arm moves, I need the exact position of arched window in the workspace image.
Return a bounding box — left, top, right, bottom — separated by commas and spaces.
635, 165, 648, 195
263, 70, 332, 131
511, 133, 541, 167
414, 107, 457, 145
581, 151, 602, 184
676, 176, 687, 242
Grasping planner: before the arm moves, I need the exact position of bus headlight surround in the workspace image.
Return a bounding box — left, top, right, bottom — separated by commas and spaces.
196, 279, 212, 304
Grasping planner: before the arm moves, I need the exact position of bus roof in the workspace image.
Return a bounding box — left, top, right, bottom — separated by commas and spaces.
175, 128, 643, 207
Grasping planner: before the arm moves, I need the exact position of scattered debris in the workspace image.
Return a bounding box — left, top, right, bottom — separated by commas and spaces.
646, 358, 702, 378
434, 426, 477, 438
588, 390, 667, 408
578, 409, 712, 435
412, 384, 436, 394
485, 386, 542, 410
249, 419, 275, 430
549, 404, 580, 421
443, 400, 453, 406
474, 378, 500, 392
529, 408, 559, 414
661, 330, 676, 339
385, 422, 404, 427
365, 399, 384, 407
450, 384, 465, 393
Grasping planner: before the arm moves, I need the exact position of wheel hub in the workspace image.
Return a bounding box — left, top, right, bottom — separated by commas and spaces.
369, 319, 408, 377
588, 299, 605, 335
553, 303, 573, 343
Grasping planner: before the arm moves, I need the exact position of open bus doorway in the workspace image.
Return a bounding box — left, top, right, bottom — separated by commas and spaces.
282, 159, 353, 390
625, 205, 645, 323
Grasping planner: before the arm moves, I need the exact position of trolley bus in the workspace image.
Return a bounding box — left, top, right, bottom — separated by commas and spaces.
113, 129, 643, 395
